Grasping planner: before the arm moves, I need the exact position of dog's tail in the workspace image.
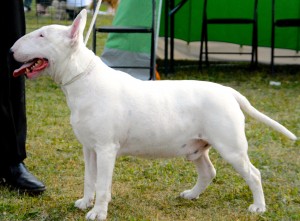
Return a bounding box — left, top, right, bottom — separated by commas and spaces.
229, 87, 297, 140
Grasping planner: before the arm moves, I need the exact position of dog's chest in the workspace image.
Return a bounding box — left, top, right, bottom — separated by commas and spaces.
64, 89, 104, 147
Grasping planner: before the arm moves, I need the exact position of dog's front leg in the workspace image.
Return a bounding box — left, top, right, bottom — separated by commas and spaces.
85, 145, 118, 221
75, 147, 97, 210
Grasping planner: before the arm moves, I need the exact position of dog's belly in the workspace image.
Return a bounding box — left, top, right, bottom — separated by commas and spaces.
118, 143, 186, 158
117, 135, 210, 159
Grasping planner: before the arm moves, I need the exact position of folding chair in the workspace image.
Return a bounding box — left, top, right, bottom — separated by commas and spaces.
94, 0, 160, 80
271, 0, 300, 74
199, 0, 258, 68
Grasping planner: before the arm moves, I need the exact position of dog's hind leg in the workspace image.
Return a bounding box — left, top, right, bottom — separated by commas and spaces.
86, 144, 119, 221
215, 139, 266, 213
180, 149, 216, 200
75, 147, 97, 210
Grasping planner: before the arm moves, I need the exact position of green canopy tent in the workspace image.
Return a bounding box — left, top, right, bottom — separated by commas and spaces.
160, 0, 300, 50
100, 0, 300, 78
100, 0, 162, 80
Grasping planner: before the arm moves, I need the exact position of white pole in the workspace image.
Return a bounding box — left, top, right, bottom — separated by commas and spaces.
84, 0, 102, 45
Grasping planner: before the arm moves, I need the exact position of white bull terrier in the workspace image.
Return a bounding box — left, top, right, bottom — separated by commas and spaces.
11, 9, 297, 221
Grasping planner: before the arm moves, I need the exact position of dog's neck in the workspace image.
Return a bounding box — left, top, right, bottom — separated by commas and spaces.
53, 46, 97, 86
61, 56, 98, 86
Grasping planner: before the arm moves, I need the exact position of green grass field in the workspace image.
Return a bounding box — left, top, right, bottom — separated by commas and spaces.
0, 8, 299, 221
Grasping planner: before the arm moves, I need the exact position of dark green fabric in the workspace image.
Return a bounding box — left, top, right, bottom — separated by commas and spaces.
159, 0, 300, 51
104, 0, 154, 53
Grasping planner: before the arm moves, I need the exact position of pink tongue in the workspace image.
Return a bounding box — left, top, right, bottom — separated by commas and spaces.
13, 61, 35, 77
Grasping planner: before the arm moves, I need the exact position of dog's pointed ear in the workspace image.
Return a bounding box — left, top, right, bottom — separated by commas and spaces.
69, 9, 87, 46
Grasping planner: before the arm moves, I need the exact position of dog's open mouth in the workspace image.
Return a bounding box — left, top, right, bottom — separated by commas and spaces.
13, 58, 49, 78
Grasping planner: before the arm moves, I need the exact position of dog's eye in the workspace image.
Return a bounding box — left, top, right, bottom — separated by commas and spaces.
39, 34, 44, 37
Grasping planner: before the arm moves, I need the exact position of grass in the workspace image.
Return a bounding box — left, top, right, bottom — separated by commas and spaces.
1, 8, 300, 221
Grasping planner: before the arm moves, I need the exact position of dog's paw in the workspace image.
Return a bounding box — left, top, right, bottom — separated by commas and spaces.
75, 198, 93, 210
248, 204, 266, 213
180, 189, 199, 200
86, 207, 107, 221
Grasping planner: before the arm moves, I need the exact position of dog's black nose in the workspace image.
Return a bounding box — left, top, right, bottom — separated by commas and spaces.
7, 48, 18, 65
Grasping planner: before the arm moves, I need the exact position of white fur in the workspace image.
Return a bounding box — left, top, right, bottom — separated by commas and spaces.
11, 10, 297, 221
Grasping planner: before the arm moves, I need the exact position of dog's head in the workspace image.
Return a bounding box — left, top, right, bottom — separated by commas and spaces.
11, 9, 87, 80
